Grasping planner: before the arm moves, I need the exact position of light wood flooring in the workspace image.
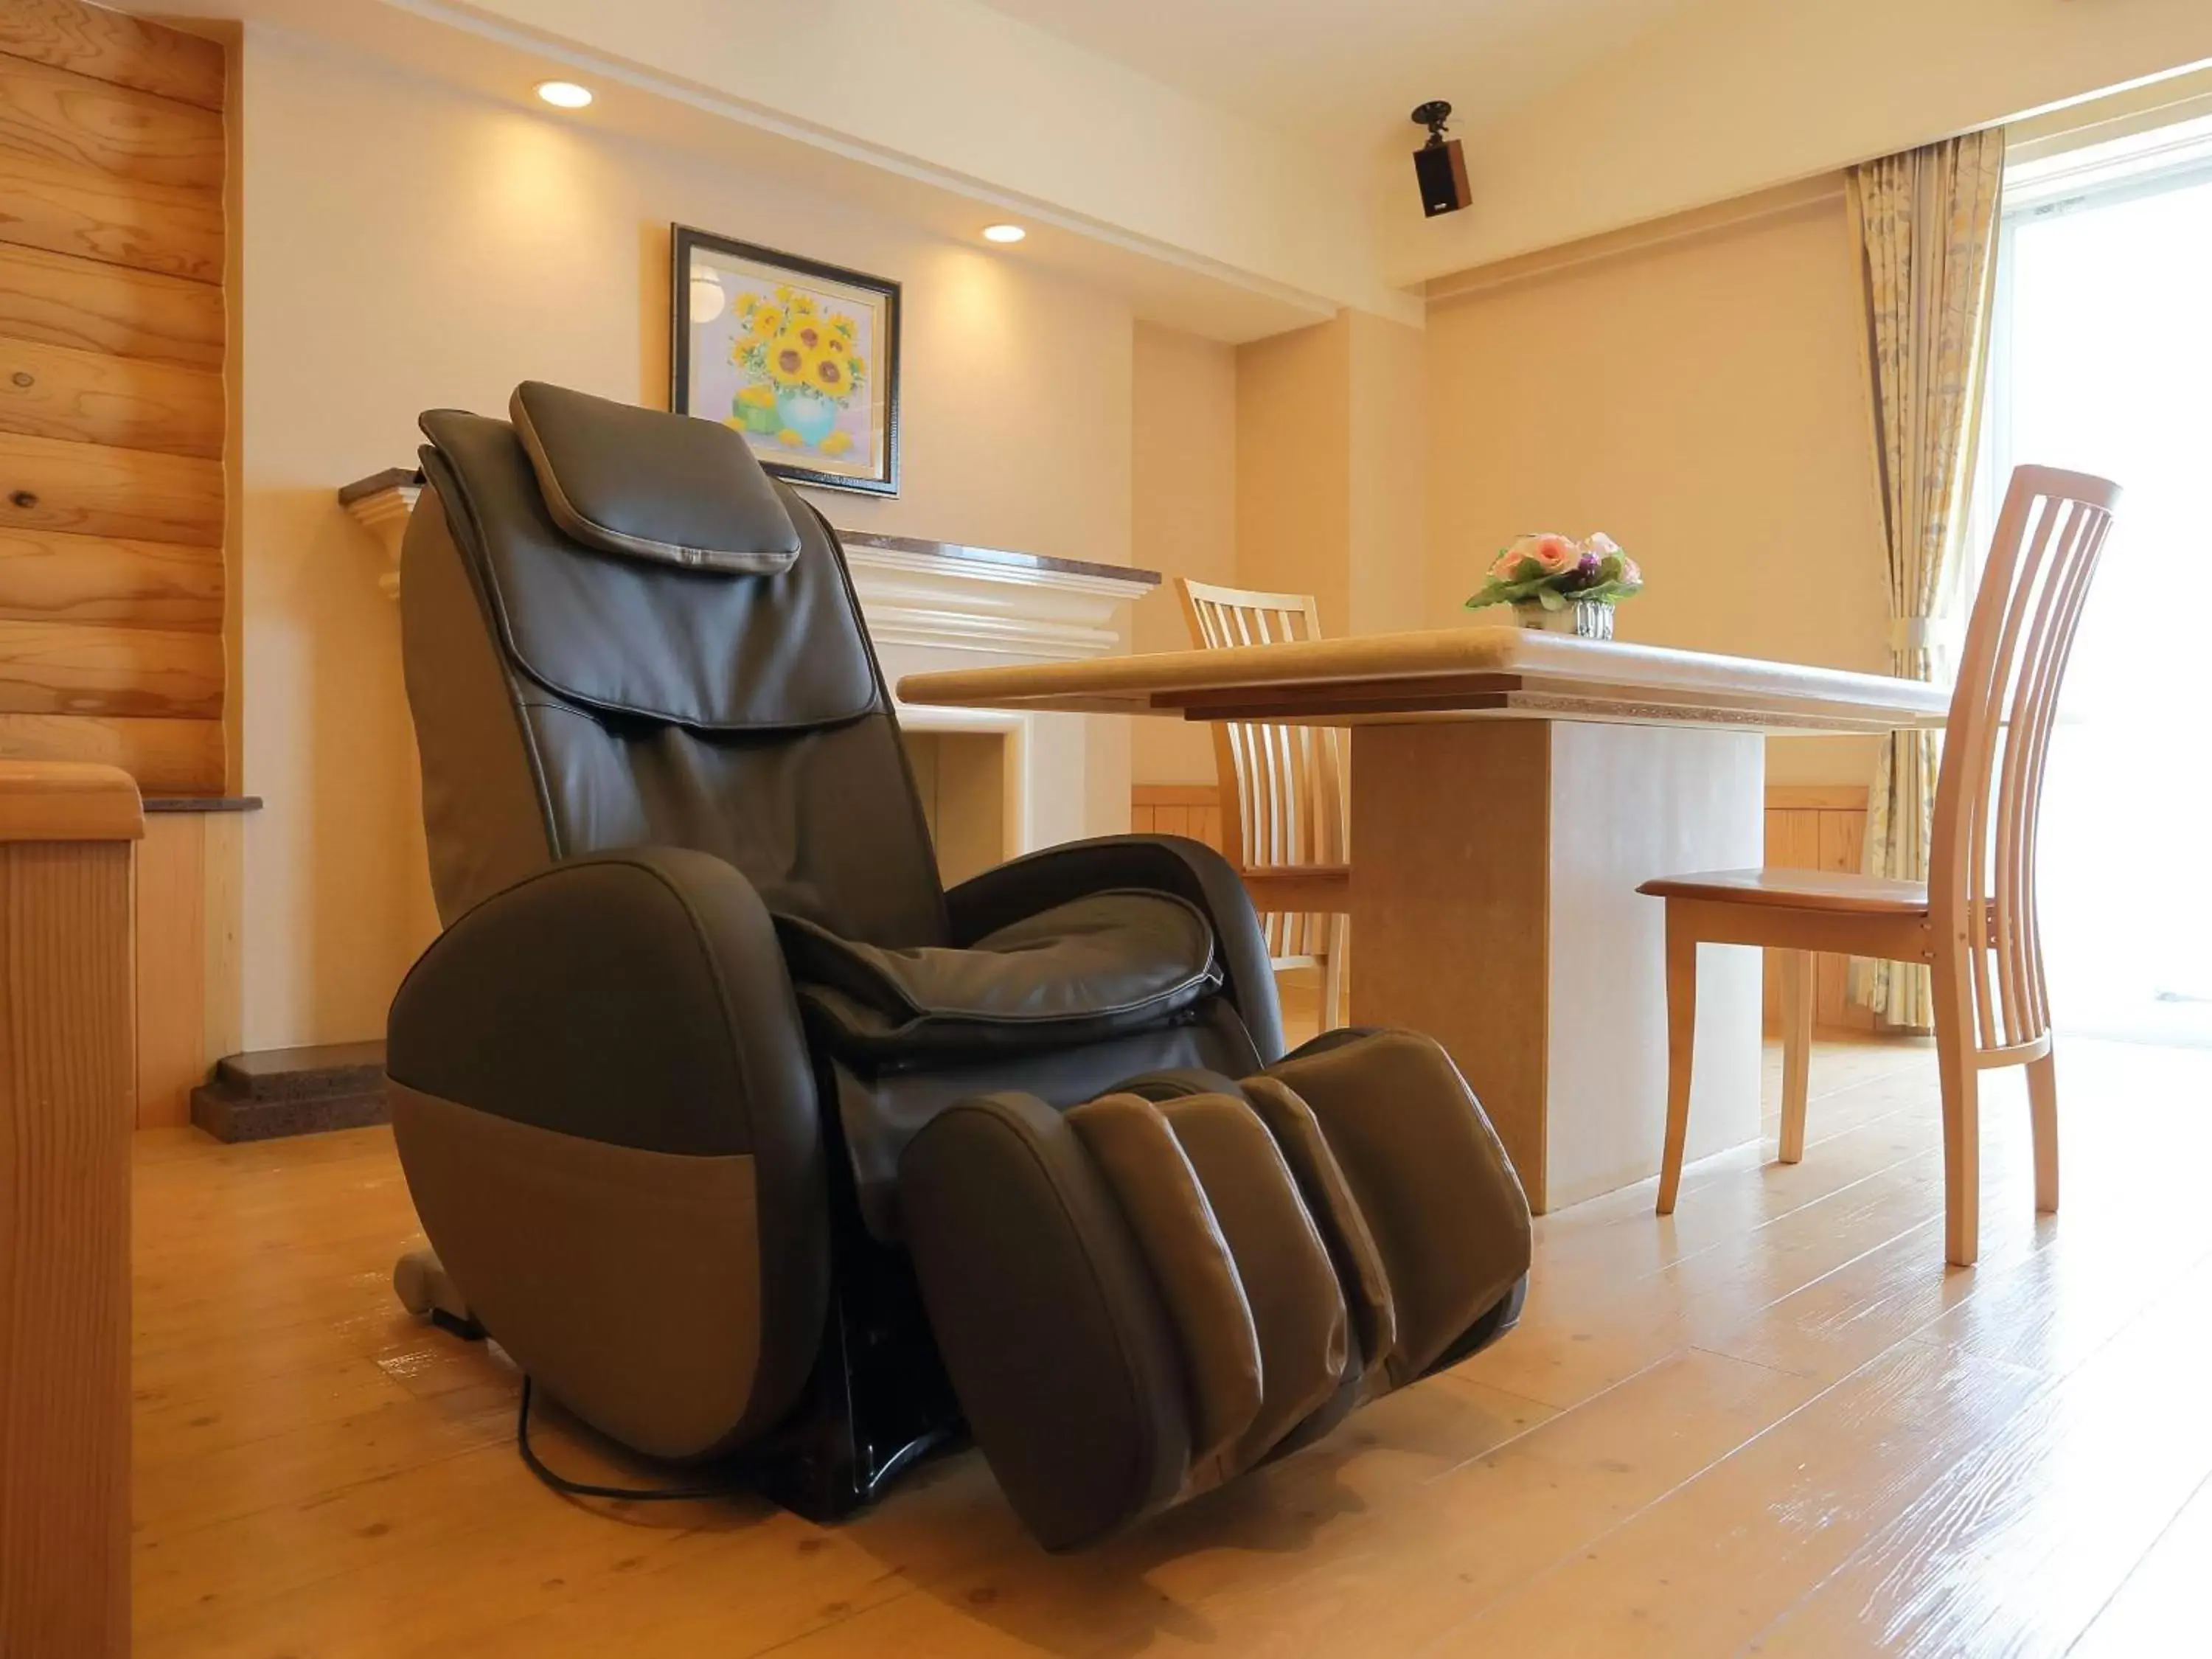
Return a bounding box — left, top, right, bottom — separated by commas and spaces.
133, 1032, 2212, 1657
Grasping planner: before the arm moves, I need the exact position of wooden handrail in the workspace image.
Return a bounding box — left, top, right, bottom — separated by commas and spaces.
1, 760, 141, 1658
0, 759, 145, 842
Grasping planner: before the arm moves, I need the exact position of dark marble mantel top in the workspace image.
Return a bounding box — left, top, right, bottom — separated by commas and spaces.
336, 469, 1161, 588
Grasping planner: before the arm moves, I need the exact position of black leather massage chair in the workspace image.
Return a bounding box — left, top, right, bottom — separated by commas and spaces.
384, 381, 1533, 1551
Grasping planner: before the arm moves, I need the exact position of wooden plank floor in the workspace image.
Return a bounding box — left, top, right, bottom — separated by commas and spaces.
133, 1033, 2212, 1658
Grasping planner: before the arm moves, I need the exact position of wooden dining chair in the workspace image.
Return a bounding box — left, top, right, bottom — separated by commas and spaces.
1177, 577, 1352, 1029
1639, 465, 2121, 1266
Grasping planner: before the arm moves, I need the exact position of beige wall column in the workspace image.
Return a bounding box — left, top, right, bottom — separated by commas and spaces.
1129, 323, 1237, 785
1234, 309, 1427, 639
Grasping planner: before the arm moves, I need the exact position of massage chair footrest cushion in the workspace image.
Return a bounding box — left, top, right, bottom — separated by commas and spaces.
897, 1028, 1532, 1551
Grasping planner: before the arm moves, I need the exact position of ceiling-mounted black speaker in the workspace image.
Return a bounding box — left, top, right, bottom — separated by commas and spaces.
1411, 100, 1470, 218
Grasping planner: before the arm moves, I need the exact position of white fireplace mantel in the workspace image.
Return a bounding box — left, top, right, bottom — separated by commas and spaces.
338, 470, 1158, 857
337, 471, 1158, 661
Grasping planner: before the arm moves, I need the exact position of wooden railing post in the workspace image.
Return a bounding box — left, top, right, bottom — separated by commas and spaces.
0, 762, 142, 1658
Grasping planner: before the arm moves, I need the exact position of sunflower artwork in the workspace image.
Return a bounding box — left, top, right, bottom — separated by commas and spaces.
727, 288, 868, 454
673, 226, 902, 496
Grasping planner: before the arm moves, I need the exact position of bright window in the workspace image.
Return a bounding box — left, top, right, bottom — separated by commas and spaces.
1975, 119, 2212, 1043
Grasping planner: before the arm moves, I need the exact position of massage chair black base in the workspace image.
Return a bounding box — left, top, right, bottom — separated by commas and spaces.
385, 383, 1532, 1547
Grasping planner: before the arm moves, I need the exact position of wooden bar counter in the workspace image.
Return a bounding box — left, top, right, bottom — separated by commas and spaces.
900, 627, 1944, 1213
0, 762, 142, 1657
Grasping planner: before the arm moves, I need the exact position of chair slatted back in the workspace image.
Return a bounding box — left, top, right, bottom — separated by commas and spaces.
1176, 577, 1349, 962
1930, 465, 2121, 1056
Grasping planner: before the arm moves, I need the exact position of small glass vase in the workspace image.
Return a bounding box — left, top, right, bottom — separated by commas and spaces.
1514, 599, 1615, 640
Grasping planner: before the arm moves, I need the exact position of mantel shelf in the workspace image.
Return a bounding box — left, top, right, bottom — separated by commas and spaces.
335, 470, 1160, 614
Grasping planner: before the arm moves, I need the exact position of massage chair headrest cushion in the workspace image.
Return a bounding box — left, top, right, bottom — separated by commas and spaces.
416, 392, 877, 731
509, 380, 801, 574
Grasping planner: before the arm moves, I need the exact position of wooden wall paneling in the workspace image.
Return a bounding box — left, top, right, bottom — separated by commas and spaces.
0, 337, 222, 459
0, 526, 221, 628
1762, 807, 1820, 1023
0, 765, 140, 1657
1761, 793, 1876, 1034
0, 429, 221, 544
0, 147, 220, 281
0, 711, 221, 793
0, 615, 223, 717
0, 0, 229, 802
133, 809, 202, 1127
0, 0, 224, 112
0, 243, 222, 368
1817, 804, 1875, 1032
0, 51, 224, 187
1130, 784, 1225, 853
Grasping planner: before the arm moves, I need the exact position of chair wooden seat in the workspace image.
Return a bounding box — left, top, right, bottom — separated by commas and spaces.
1638, 869, 1930, 914
1642, 466, 2121, 1267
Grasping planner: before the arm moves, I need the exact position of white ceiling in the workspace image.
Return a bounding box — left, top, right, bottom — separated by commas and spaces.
975, 0, 1705, 153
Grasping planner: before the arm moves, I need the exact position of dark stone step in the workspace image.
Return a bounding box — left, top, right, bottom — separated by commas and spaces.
213, 1040, 385, 1100
192, 1041, 389, 1143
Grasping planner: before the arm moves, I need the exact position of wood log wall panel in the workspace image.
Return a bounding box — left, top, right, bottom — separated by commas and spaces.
0, 52, 223, 187
0, 243, 220, 367
0, 616, 221, 716
0, 147, 221, 280
0, 429, 220, 545
0, 0, 222, 111
0, 3, 225, 795
0, 526, 220, 629
0, 335, 220, 456
0, 710, 220, 792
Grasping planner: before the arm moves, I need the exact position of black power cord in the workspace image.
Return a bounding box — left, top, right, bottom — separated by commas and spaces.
515, 1377, 755, 1503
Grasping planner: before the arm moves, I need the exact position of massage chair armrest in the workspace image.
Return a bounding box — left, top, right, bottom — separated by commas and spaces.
386, 846, 822, 1167
945, 835, 1284, 1065
384, 846, 830, 1456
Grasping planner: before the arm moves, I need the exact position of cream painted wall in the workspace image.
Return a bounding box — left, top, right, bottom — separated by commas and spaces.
1235, 316, 1352, 633
237, 26, 1138, 1048
1425, 193, 1891, 784
1231, 311, 1429, 643
1129, 323, 1237, 785
1346, 310, 1429, 639
1392, 0, 2212, 282
435, 0, 1403, 320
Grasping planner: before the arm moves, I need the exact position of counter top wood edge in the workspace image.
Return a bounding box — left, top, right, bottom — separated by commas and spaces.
897, 626, 1952, 731
0, 761, 145, 841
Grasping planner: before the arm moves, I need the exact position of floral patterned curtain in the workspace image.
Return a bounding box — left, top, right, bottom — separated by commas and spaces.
1847, 129, 2006, 1028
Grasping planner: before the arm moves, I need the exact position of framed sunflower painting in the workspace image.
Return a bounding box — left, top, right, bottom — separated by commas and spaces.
671, 225, 902, 496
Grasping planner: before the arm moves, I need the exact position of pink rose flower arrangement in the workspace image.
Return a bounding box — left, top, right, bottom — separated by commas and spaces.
1467, 531, 1643, 615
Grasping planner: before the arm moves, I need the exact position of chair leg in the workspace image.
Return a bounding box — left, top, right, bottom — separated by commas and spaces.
1933, 981, 1981, 1267
1656, 908, 1698, 1216
1777, 949, 1813, 1165
1321, 913, 1349, 1032
2027, 1049, 2059, 1214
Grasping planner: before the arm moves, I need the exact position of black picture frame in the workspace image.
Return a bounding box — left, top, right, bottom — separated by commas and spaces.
670, 223, 902, 498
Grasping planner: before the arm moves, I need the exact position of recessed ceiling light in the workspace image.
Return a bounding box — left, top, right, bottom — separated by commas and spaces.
535, 80, 594, 109
981, 223, 1026, 244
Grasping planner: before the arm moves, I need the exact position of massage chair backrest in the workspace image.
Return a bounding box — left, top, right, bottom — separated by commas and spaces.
401, 382, 945, 945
